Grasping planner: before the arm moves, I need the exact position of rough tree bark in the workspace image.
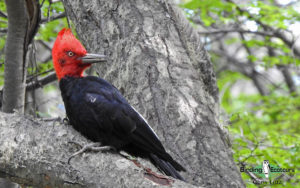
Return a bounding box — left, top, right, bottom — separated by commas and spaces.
62, 0, 244, 187
2, 0, 29, 113
0, 112, 197, 188
2, 0, 40, 113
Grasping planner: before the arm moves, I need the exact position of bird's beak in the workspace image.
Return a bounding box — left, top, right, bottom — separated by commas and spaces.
80, 53, 107, 64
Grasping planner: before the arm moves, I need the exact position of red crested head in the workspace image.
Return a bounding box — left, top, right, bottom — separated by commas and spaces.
52, 28, 107, 80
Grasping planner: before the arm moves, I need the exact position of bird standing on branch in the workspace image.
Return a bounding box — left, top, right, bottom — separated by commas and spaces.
52, 28, 186, 180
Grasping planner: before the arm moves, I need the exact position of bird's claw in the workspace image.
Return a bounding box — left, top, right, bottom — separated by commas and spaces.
67, 142, 115, 164
62, 117, 70, 125
120, 150, 137, 161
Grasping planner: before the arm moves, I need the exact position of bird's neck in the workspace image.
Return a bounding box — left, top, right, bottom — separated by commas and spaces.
58, 70, 84, 80
56, 64, 90, 80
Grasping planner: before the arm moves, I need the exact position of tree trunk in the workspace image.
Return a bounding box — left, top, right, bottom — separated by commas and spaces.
62, 0, 244, 187
2, 0, 28, 113
2, 0, 40, 113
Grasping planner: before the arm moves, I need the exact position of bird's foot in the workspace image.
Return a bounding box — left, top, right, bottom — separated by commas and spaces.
41, 117, 62, 122
119, 150, 137, 161
67, 142, 115, 164
62, 117, 70, 125
41, 117, 70, 126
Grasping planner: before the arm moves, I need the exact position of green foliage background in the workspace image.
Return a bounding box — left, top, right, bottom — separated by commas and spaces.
182, 0, 300, 187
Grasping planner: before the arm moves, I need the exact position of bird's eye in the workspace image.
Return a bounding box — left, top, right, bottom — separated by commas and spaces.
67, 51, 74, 57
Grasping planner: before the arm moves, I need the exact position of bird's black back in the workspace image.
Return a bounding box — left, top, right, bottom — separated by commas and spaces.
59, 76, 185, 180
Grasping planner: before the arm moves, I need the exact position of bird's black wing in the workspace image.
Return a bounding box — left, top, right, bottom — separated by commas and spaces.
82, 77, 166, 152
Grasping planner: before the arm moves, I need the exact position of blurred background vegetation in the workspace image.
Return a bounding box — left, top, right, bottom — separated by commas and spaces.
181, 0, 300, 187
0, 0, 299, 187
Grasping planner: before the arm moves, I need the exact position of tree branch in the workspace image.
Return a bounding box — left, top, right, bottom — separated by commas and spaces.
0, 112, 197, 187
26, 69, 54, 82
36, 40, 52, 51
266, 39, 298, 95
26, 72, 57, 91
40, 12, 66, 24
239, 33, 269, 96
0, 11, 7, 18
0, 72, 56, 108
277, 65, 298, 95
225, 0, 300, 57
0, 28, 7, 33
198, 28, 274, 37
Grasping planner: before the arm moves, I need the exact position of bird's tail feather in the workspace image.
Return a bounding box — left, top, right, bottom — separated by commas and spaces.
149, 153, 185, 181
164, 153, 186, 172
